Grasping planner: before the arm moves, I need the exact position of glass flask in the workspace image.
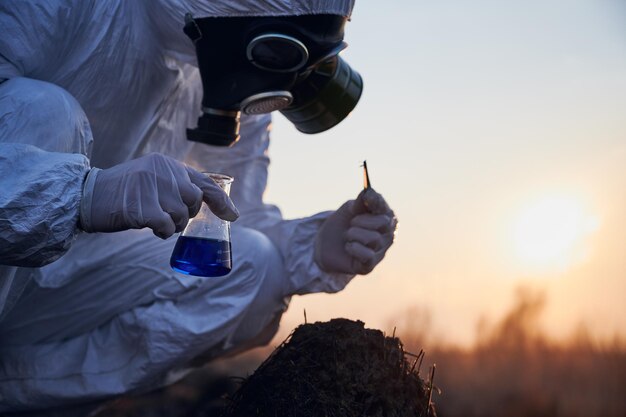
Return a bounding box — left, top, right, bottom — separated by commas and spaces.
170, 173, 233, 277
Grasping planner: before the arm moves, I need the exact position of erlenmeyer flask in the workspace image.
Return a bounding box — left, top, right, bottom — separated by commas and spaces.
170, 173, 233, 277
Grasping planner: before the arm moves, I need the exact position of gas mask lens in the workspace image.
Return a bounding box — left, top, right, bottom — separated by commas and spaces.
247, 34, 309, 73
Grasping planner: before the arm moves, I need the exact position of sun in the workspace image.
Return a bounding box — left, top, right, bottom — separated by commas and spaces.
512, 195, 599, 271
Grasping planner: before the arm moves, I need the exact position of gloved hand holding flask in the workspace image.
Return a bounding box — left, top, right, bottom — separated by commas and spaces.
79, 153, 239, 239
314, 187, 397, 275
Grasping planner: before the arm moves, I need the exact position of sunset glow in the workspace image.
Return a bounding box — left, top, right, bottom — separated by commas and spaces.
512, 196, 599, 271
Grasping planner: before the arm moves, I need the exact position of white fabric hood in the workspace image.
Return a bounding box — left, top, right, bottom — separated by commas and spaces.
152, 0, 356, 63
164, 0, 355, 18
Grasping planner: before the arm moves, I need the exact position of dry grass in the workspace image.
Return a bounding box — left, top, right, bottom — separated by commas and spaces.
393, 287, 626, 417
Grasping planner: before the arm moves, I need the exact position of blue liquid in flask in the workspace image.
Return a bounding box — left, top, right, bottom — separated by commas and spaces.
170, 236, 232, 277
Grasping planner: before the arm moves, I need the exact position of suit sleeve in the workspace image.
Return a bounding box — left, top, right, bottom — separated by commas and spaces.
0, 78, 92, 267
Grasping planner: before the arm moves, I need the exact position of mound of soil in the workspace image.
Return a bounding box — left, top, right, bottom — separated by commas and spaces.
224, 318, 437, 417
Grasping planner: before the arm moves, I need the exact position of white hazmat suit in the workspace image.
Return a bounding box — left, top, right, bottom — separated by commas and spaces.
0, 0, 396, 413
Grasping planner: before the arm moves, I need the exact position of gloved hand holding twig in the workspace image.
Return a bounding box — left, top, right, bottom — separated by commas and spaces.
79, 153, 239, 239
314, 188, 397, 275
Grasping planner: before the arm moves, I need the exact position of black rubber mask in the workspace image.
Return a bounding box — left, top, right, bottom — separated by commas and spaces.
184, 14, 363, 147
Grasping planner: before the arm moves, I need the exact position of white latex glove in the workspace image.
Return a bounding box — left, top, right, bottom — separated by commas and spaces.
80, 153, 239, 239
314, 188, 398, 275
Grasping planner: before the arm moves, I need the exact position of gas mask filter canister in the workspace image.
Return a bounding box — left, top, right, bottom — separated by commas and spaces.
184, 14, 363, 147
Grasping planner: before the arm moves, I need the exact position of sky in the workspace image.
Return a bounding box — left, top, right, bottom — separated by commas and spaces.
264, 0, 626, 346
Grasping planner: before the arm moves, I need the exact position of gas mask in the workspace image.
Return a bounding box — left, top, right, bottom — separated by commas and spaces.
183, 14, 363, 147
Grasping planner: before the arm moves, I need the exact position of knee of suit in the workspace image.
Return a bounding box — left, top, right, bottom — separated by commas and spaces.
0, 77, 93, 155
224, 226, 289, 344
231, 225, 285, 295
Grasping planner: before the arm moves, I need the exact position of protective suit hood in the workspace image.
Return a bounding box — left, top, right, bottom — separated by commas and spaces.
164, 0, 354, 17
152, 0, 355, 63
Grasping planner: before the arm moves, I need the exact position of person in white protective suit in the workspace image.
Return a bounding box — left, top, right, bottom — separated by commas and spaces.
0, 0, 397, 413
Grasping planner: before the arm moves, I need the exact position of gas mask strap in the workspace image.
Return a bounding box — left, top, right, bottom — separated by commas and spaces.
183, 13, 203, 43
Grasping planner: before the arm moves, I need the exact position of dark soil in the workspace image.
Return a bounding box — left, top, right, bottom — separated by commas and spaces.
223, 318, 437, 417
